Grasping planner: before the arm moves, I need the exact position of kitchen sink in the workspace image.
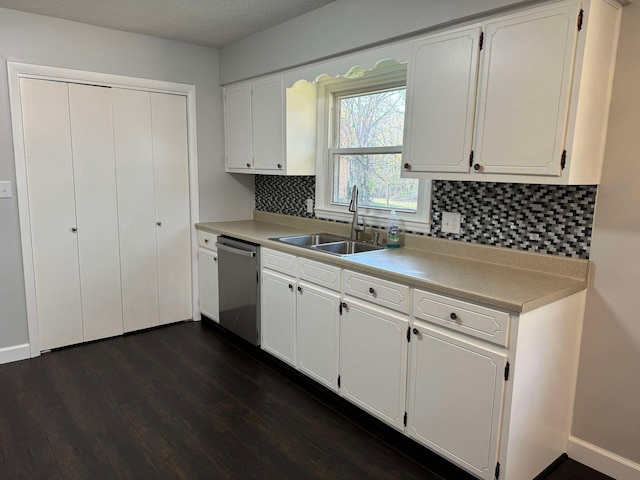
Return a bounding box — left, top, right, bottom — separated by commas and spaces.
311, 241, 384, 256
273, 233, 346, 247
271, 234, 385, 256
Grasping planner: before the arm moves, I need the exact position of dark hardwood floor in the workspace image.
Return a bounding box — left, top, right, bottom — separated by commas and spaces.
0, 322, 612, 480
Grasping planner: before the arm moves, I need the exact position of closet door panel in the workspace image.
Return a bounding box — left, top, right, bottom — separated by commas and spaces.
20, 78, 83, 350
68, 84, 123, 341
112, 88, 160, 332
151, 93, 192, 325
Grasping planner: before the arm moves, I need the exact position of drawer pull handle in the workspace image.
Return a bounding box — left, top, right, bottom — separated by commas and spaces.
71, 227, 77, 232
404, 162, 411, 170
297, 286, 302, 293
204, 238, 209, 243
450, 312, 458, 320
288, 284, 293, 290
412, 328, 420, 335
277, 163, 282, 169
473, 163, 481, 171
157, 221, 162, 226
246, 163, 251, 168
214, 257, 217, 262
368, 287, 376, 295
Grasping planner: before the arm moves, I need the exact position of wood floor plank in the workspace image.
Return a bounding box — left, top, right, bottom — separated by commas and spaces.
0, 435, 62, 480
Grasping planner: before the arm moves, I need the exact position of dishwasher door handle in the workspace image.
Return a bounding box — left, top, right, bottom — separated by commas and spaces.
216, 242, 256, 258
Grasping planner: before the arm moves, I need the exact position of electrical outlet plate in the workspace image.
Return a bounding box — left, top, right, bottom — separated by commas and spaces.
306, 198, 314, 214
0, 181, 12, 198
442, 211, 462, 234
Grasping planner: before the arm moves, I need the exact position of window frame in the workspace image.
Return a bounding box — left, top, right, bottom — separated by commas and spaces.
314, 64, 432, 233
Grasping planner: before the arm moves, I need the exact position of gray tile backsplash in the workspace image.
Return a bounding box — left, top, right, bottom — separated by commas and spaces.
255, 175, 596, 259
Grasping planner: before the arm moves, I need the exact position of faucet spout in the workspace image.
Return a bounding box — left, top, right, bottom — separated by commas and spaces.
349, 185, 365, 240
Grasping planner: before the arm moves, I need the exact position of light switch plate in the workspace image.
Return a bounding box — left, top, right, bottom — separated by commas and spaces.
442, 211, 462, 234
0, 181, 12, 198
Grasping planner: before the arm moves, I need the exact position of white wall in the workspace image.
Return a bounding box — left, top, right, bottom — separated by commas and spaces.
219, 0, 532, 84
572, 1, 640, 465
0, 8, 254, 351
219, 0, 640, 470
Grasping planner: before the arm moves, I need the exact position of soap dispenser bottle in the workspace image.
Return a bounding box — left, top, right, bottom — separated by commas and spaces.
386, 210, 400, 248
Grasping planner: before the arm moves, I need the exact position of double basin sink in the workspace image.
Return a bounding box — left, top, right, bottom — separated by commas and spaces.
271, 233, 385, 257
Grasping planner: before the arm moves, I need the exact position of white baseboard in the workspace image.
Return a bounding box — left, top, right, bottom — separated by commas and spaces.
0, 343, 30, 365
568, 436, 640, 480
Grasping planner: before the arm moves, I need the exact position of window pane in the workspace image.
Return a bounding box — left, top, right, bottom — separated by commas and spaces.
333, 154, 418, 212
339, 88, 406, 148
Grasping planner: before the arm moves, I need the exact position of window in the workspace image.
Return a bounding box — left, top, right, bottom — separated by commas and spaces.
315, 64, 431, 232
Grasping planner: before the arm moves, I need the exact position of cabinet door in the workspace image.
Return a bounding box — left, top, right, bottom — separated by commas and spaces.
224, 83, 252, 170
473, 3, 580, 176
68, 84, 123, 342
296, 282, 341, 392
406, 322, 507, 480
151, 93, 192, 325
403, 27, 481, 174
261, 270, 296, 365
340, 298, 408, 430
112, 89, 160, 333
199, 248, 219, 323
252, 76, 284, 171
20, 78, 83, 350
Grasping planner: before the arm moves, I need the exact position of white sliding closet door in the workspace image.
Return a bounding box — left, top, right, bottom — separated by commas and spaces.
112, 89, 160, 332
21, 78, 83, 350
68, 84, 123, 341
151, 93, 191, 325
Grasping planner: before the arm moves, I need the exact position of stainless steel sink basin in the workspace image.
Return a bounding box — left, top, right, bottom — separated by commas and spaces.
270, 233, 385, 256
272, 233, 346, 247
311, 241, 384, 256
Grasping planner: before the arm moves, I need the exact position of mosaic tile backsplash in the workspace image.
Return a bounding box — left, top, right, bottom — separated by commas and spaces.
255, 176, 597, 259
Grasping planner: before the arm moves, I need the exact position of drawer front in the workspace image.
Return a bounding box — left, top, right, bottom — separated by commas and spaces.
343, 270, 410, 314
413, 289, 510, 347
262, 248, 297, 276
298, 257, 341, 291
198, 231, 217, 251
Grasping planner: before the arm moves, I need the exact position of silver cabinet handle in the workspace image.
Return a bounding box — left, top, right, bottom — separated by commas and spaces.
216, 243, 256, 258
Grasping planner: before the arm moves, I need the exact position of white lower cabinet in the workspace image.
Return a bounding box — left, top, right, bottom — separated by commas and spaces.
296, 281, 341, 392
340, 298, 409, 431
198, 249, 219, 322
261, 270, 296, 365
406, 321, 507, 480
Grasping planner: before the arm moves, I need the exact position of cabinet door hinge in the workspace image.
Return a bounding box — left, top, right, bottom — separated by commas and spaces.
561, 149, 567, 170
495, 462, 501, 479
403, 412, 408, 427
337, 375, 341, 388
469, 150, 474, 168
577, 9, 584, 31
407, 326, 411, 342
504, 362, 511, 381
479, 31, 484, 50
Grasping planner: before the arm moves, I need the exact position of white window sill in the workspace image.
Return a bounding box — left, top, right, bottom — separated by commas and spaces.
314, 207, 431, 234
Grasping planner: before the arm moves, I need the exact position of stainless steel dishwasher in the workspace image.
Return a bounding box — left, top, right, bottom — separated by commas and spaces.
216, 236, 260, 345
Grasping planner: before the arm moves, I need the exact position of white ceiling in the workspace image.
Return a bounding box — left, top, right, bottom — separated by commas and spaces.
0, 0, 336, 47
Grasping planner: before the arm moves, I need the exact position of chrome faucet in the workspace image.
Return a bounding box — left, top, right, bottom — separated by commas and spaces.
348, 185, 365, 241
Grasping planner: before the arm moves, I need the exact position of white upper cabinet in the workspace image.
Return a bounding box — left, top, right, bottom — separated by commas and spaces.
402, 26, 481, 174
402, 0, 622, 184
224, 75, 317, 175
474, 3, 579, 177
224, 83, 252, 170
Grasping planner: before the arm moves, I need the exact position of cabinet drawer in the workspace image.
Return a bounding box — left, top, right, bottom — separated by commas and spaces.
262, 248, 297, 276
413, 289, 510, 347
298, 257, 341, 291
342, 270, 410, 314
198, 231, 217, 251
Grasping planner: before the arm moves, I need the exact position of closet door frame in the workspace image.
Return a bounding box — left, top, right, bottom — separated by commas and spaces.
8, 62, 201, 357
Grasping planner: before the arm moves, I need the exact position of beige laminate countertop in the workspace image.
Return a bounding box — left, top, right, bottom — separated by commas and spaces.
196, 216, 589, 314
